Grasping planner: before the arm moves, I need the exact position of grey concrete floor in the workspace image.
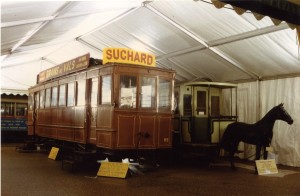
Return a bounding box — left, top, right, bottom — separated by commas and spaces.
1, 143, 300, 196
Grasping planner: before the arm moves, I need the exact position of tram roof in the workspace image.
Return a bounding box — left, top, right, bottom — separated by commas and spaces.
183, 82, 237, 89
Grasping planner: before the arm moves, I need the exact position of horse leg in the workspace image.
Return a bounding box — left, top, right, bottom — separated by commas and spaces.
229, 142, 239, 170
255, 145, 262, 173
263, 146, 268, 160
229, 150, 236, 170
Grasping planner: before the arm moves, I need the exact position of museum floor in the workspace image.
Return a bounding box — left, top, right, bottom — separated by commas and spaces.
2, 143, 300, 196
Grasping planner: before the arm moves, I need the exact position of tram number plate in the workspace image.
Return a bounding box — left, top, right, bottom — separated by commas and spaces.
98, 162, 129, 178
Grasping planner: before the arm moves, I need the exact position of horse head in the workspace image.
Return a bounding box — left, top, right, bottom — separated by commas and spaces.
276, 103, 294, 125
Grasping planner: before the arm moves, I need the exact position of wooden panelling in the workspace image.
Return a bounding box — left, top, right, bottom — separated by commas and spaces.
74, 106, 85, 127
157, 116, 172, 148
138, 115, 156, 148
57, 127, 74, 141
117, 114, 136, 148
28, 126, 34, 135
97, 131, 114, 148
27, 111, 34, 126
74, 128, 85, 143
36, 125, 57, 139
88, 107, 97, 144
97, 106, 113, 129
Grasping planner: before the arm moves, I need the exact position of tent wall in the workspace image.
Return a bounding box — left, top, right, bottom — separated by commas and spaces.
231, 77, 300, 167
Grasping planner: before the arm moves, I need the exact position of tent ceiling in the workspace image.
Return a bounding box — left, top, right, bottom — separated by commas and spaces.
1, 0, 300, 91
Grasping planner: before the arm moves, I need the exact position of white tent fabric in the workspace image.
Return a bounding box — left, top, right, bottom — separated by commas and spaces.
1, 1, 300, 166
2, 1, 299, 90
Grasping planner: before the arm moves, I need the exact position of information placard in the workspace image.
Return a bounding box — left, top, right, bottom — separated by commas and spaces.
48, 147, 59, 160
255, 159, 278, 175
97, 162, 129, 178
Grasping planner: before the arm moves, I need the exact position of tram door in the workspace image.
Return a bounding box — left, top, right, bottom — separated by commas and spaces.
28, 92, 37, 136
192, 87, 209, 143
87, 78, 98, 144
193, 87, 221, 143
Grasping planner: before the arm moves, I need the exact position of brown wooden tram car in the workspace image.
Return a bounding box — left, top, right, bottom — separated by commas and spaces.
28, 53, 175, 161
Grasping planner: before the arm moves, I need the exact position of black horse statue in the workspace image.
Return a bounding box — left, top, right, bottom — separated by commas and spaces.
219, 103, 293, 170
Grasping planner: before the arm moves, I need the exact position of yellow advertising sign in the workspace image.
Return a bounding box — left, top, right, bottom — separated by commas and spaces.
97, 162, 129, 178
103, 48, 156, 67
48, 147, 59, 160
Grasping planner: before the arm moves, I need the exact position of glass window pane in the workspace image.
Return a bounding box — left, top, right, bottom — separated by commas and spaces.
158, 79, 171, 108
16, 103, 27, 117
183, 94, 192, 116
29, 94, 34, 110
35, 93, 39, 109
140, 77, 156, 108
67, 82, 75, 107
77, 80, 86, 106
1, 102, 14, 116
101, 76, 111, 104
51, 87, 58, 107
59, 84, 66, 106
40, 90, 45, 108
196, 91, 206, 115
45, 88, 51, 108
211, 96, 220, 116
91, 78, 98, 105
120, 75, 137, 108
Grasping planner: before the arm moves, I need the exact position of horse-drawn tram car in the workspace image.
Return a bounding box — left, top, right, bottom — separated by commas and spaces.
27, 49, 175, 163
172, 81, 238, 159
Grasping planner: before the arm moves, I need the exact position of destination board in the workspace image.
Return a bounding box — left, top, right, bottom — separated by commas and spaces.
97, 162, 129, 178
38, 53, 90, 83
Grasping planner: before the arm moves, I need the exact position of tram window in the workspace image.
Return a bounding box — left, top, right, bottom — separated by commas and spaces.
1, 102, 14, 116
183, 94, 192, 116
196, 91, 206, 115
51, 86, 58, 107
211, 96, 220, 116
67, 82, 75, 107
101, 76, 111, 104
158, 79, 171, 108
91, 78, 98, 105
59, 84, 66, 106
35, 93, 39, 109
39, 90, 45, 109
16, 103, 27, 117
45, 88, 51, 108
119, 75, 136, 108
29, 94, 33, 110
140, 77, 156, 108
77, 80, 86, 106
